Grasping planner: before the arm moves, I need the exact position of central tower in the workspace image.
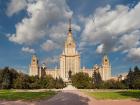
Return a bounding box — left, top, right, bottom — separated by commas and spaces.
60, 19, 80, 81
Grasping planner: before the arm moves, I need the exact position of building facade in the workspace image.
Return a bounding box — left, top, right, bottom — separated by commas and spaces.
29, 20, 111, 81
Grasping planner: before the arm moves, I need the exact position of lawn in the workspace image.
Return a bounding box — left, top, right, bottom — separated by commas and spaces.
0, 90, 56, 101
85, 90, 140, 100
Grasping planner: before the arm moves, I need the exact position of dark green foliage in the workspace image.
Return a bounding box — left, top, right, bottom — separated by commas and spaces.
92, 71, 102, 88
55, 77, 65, 89
0, 65, 140, 89
71, 72, 93, 89
125, 66, 140, 89
0, 67, 65, 89
0, 67, 18, 89
94, 66, 140, 89
13, 73, 30, 89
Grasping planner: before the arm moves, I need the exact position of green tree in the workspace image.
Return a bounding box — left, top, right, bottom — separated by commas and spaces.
92, 71, 102, 88
13, 73, 30, 89
71, 72, 93, 89
0, 67, 66, 89
28, 76, 40, 89
127, 68, 134, 88
55, 77, 65, 89
133, 66, 140, 89
45, 75, 55, 89
0, 67, 18, 89
125, 66, 140, 89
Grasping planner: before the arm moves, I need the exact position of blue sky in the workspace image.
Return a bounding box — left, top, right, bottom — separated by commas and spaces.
0, 0, 140, 76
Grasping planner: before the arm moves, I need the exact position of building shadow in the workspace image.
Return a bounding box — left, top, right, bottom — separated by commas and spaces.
38, 91, 90, 105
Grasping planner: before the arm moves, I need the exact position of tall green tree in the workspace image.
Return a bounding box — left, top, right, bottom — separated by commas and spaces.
92, 71, 102, 88
127, 68, 134, 88
55, 77, 65, 89
71, 72, 93, 89
133, 66, 140, 89
126, 66, 140, 89
0, 67, 18, 89
13, 73, 30, 89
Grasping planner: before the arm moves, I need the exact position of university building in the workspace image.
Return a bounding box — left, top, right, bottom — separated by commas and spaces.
29, 20, 111, 82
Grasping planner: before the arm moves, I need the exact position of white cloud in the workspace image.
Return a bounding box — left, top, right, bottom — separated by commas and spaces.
21, 47, 35, 54
6, 0, 27, 16
42, 56, 59, 67
127, 48, 140, 63
8, 0, 73, 45
96, 44, 104, 53
8, 0, 140, 63
80, 2, 140, 55
41, 40, 58, 52
116, 30, 140, 52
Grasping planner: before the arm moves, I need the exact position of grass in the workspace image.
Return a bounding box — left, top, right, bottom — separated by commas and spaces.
85, 90, 140, 100
0, 90, 56, 101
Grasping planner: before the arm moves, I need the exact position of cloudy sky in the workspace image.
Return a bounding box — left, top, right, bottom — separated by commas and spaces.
0, 0, 140, 76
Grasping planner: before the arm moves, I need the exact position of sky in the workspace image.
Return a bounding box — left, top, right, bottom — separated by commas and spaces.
0, 0, 140, 76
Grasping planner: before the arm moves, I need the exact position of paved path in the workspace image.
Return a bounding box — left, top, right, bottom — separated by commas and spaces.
0, 90, 139, 105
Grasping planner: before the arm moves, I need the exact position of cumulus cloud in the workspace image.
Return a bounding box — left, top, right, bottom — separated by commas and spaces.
21, 47, 35, 54
6, 0, 27, 16
7, 0, 140, 63
8, 0, 73, 45
80, 2, 140, 55
42, 56, 59, 67
96, 44, 104, 53
41, 40, 58, 52
127, 48, 140, 63
116, 30, 140, 53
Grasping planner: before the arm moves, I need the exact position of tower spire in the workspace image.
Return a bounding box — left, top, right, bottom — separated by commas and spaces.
68, 18, 72, 32
66, 18, 74, 43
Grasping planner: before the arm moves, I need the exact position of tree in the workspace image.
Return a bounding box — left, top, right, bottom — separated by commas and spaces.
55, 77, 65, 89
133, 66, 140, 89
13, 73, 30, 89
45, 75, 55, 89
0, 67, 66, 89
127, 68, 134, 88
71, 72, 93, 89
0, 67, 18, 89
92, 70, 102, 88
28, 76, 40, 89
125, 66, 140, 89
